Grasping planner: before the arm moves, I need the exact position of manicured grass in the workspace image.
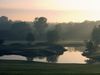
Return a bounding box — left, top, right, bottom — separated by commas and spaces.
0, 60, 100, 75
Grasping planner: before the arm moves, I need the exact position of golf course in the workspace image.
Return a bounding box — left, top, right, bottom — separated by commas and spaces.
0, 60, 100, 75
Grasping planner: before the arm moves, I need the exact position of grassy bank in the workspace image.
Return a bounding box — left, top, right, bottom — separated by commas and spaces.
0, 60, 100, 75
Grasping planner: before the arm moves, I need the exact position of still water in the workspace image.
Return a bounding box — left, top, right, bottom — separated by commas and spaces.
0, 47, 88, 64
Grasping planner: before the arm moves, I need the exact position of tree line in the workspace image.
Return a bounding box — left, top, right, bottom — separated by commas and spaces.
0, 16, 59, 43
0, 16, 100, 43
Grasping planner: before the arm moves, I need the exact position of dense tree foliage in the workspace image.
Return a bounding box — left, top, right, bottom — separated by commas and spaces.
47, 25, 60, 43
33, 17, 48, 41
0, 16, 99, 43
0, 16, 12, 30
34, 17, 48, 31
26, 33, 35, 45
91, 25, 100, 44
11, 22, 32, 40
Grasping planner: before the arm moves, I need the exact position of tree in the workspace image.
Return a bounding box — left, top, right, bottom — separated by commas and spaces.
47, 55, 59, 63
0, 39, 4, 45
86, 40, 95, 52
0, 16, 8, 23
33, 17, 48, 41
47, 30, 58, 43
91, 25, 100, 45
0, 16, 12, 30
26, 33, 35, 45
11, 22, 31, 40
47, 25, 60, 43
34, 17, 48, 31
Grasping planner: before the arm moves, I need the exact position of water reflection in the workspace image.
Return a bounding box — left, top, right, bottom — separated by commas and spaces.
57, 47, 88, 63
0, 55, 26, 60
0, 47, 88, 64
57, 51, 88, 64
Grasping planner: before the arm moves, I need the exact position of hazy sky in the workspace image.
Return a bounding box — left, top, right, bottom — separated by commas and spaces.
0, 0, 100, 22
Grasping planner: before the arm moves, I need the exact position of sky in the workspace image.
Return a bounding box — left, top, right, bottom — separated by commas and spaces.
0, 0, 100, 22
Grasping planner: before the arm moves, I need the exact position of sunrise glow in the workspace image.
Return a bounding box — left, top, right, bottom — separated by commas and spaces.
0, 0, 100, 22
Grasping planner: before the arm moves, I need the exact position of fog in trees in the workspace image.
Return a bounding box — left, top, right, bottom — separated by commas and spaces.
11, 22, 32, 41
0, 16, 99, 43
26, 32, 35, 45
91, 25, 100, 45
0, 16, 12, 30
33, 17, 48, 41
47, 25, 60, 43
1, 16, 100, 64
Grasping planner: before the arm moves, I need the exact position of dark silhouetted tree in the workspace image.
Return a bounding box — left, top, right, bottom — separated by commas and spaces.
47, 29, 58, 43
0, 16, 12, 30
0, 39, 4, 45
34, 17, 48, 31
11, 22, 31, 40
47, 55, 59, 63
86, 40, 95, 52
33, 17, 48, 41
91, 25, 100, 45
47, 25, 61, 43
26, 33, 35, 45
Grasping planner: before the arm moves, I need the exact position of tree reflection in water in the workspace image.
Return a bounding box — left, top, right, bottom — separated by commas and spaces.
81, 40, 100, 64
33, 47, 87, 63
0, 46, 89, 63
47, 55, 59, 63
32, 52, 64, 63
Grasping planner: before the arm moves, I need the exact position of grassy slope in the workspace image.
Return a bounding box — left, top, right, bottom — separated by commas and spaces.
0, 60, 100, 75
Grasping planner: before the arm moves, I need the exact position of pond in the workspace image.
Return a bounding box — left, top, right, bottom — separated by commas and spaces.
0, 47, 89, 64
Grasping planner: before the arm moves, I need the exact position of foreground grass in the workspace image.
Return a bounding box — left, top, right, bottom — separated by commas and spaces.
0, 60, 100, 75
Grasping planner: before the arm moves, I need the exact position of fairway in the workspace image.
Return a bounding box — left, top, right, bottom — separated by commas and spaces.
0, 60, 100, 75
